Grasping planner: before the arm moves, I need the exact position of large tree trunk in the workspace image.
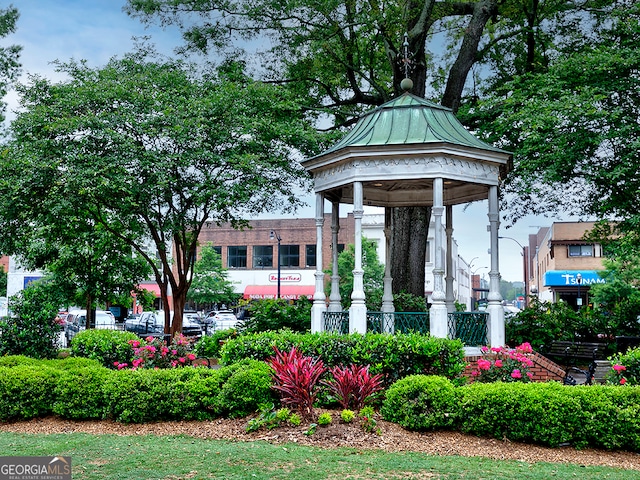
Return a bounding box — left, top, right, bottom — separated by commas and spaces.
390, 206, 430, 296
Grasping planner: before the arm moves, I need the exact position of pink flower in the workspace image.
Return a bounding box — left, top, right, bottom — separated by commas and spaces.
511, 369, 522, 379
518, 342, 533, 353
494, 359, 503, 368
187, 353, 196, 361
621, 378, 627, 385
477, 358, 492, 371
117, 363, 128, 370
613, 364, 627, 372
179, 357, 186, 363
491, 347, 502, 353
526, 372, 533, 379
172, 349, 178, 355
113, 361, 119, 367
145, 336, 155, 342
471, 370, 480, 376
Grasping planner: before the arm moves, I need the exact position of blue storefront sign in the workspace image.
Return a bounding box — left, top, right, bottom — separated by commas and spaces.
544, 270, 606, 287
23, 276, 42, 288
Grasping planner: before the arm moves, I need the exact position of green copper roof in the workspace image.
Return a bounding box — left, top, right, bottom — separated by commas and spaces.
319, 92, 508, 155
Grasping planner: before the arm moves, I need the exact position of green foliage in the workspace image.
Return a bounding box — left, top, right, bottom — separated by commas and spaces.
53, 366, 111, 419
0, 365, 60, 420
458, 382, 640, 450
1, 56, 320, 337
187, 243, 236, 307
381, 375, 460, 431
216, 359, 276, 419
329, 238, 385, 310
193, 329, 238, 358
506, 297, 604, 349
340, 409, 355, 423
242, 298, 311, 333
0, 281, 62, 359
392, 292, 427, 312
317, 412, 332, 426
70, 329, 139, 368
0, 264, 6, 297
607, 348, 640, 386
220, 331, 467, 386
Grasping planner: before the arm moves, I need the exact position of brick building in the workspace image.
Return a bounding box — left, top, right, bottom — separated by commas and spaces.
529, 222, 606, 307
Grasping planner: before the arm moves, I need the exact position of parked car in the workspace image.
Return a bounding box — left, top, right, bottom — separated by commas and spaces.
66, 309, 117, 343
204, 310, 240, 332
124, 311, 202, 338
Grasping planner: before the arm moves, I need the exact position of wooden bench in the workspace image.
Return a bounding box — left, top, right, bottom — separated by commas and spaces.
541, 341, 607, 385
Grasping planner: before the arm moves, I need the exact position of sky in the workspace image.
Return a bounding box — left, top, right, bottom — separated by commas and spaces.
5, 1, 575, 282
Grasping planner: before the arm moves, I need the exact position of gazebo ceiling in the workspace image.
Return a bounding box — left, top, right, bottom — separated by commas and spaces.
302, 92, 512, 208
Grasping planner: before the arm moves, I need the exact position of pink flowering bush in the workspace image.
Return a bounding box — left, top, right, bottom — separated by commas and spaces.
607, 347, 640, 386
113, 335, 197, 370
470, 342, 534, 383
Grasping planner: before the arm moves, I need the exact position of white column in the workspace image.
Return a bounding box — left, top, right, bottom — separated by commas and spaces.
429, 178, 448, 338
381, 208, 394, 311
311, 193, 327, 332
487, 185, 505, 346
381, 207, 394, 333
328, 201, 342, 312
349, 181, 367, 333
445, 205, 455, 313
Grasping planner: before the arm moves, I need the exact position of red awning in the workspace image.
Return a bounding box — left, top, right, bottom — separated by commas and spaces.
136, 283, 161, 296
243, 285, 315, 300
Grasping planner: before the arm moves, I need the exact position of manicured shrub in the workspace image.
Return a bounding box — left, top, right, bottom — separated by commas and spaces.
220, 331, 466, 385
70, 329, 139, 368
53, 366, 111, 419
194, 329, 238, 359
381, 375, 460, 431
216, 359, 277, 418
0, 365, 60, 420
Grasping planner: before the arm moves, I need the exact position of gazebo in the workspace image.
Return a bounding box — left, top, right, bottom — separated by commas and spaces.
301, 83, 512, 348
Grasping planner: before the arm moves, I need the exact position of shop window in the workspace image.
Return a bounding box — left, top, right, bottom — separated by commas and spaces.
253, 245, 273, 268
568, 245, 593, 257
305, 245, 316, 267
227, 246, 247, 268
280, 245, 300, 267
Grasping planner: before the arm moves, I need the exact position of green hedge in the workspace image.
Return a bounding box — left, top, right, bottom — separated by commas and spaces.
381, 375, 640, 451
219, 331, 466, 385
0, 355, 276, 423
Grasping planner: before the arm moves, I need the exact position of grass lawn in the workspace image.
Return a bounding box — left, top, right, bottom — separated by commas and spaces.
1, 432, 639, 479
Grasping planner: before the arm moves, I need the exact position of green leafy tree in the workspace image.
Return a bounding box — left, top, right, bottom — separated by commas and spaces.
0, 264, 6, 297
0, 5, 21, 124
330, 237, 385, 310
466, 3, 640, 228
187, 243, 236, 308
125, 0, 617, 296
0, 54, 319, 335
0, 279, 64, 359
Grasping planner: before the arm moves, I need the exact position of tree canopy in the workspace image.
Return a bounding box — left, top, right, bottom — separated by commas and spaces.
0, 5, 21, 125
186, 243, 236, 308
0, 54, 321, 333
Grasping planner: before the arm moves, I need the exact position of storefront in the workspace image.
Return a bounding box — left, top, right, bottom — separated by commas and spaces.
543, 270, 606, 308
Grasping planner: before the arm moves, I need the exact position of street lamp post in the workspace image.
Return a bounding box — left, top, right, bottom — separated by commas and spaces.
576, 273, 582, 308
498, 236, 528, 307
270, 230, 282, 299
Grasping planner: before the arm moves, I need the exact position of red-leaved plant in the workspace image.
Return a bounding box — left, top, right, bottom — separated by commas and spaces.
322, 364, 385, 411
267, 346, 326, 420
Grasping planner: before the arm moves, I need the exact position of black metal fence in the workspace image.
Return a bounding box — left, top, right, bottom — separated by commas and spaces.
321, 310, 488, 346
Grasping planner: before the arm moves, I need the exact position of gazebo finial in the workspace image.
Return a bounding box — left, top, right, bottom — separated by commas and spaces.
400, 32, 413, 92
